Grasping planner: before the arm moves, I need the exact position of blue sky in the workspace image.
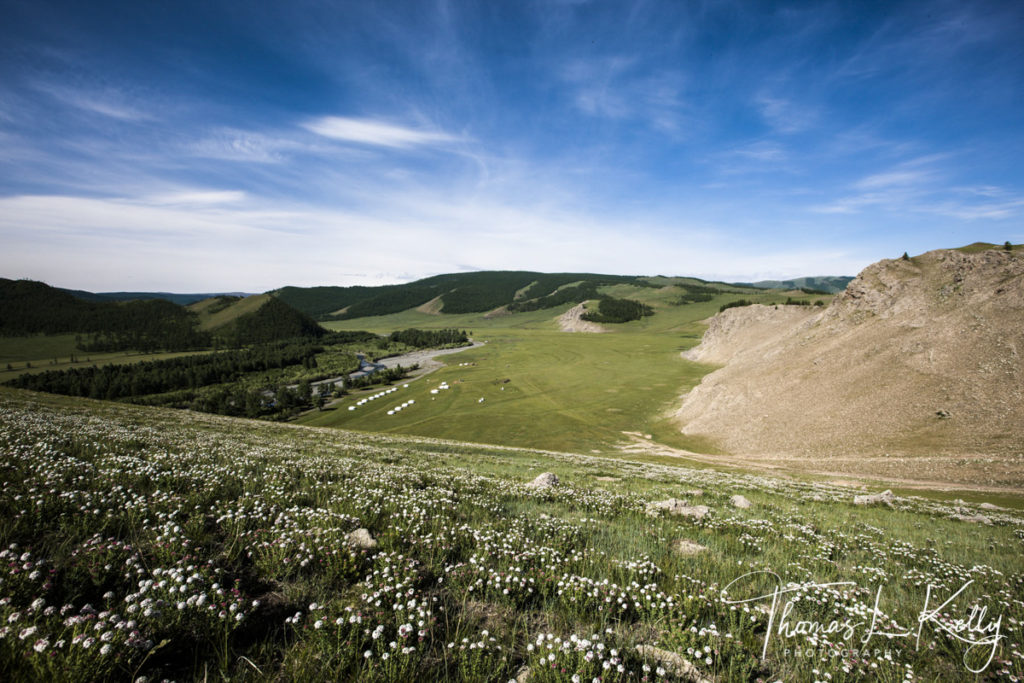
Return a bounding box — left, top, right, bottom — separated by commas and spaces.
1, 0, 1022, 291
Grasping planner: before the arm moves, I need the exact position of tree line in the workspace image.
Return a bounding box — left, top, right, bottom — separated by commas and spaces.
6, 341, 325, 401
386, 328, 469, 348
581, 297, 654, 323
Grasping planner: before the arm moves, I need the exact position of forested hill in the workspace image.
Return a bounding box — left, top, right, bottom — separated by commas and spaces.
224, 295, 325, 345
0, 278, 207, 351
273, 271, 650, 320
0, 279, 324, 351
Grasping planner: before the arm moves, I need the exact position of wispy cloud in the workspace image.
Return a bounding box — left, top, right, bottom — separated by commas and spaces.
34, 82, 151, 121
187, 130, 299, 163
811, 157, 1024, 221
146, 190, 247, 205
755, 94, 816, 134
559, 57, 688, 133
302, 116, 464, 149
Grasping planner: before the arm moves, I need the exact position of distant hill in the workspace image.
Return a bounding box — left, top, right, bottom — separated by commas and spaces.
743, 275, 854, 293
0, 279, 324, 351
676, 244, 1024, 466
0, 278, 208, 351
61, 288, 254, 305
274, 272, 667, 320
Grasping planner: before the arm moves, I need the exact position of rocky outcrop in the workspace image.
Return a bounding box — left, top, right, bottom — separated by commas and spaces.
675, 248, 1024, 486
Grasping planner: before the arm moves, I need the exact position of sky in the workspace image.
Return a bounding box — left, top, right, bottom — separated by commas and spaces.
1, 0, 1023, 292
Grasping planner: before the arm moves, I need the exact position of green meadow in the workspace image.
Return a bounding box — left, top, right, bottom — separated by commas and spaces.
303, 287, 818, 455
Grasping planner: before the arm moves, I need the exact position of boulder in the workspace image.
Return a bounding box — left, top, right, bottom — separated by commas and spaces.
672, 539, 708, 556
636, 645, 711, 683
979, 502, 1000, 511
526, 472, 559, 489
645, 499, 709, 520
853, 489, 895, 507
346, 528, 378, 550
730, 494, 752, 509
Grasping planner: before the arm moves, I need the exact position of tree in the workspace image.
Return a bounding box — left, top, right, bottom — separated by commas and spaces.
297, 379, 312, 404
901, 252, 910, 261
1005, 241, 1013, 251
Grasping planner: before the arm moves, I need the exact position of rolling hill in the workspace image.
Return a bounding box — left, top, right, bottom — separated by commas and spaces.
187, 294, 326, 345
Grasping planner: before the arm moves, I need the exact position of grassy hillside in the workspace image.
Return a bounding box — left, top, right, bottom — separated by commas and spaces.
189, 294, 273, 331
953, 241, 1022, 254
1, 387, 1021, 682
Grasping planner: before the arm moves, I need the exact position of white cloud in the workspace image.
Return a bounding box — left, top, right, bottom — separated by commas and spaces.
146, 190, 248, 205
302, 116, 463, 149
0, 190, 869, 291
853, 170, 933, 190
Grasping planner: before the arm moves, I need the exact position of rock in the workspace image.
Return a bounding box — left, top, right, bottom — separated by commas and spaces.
514, 664, 530, 683
347, 528, 378, 550
645, 499, 709, 520
952, 513, 993, 525
636, 645, 711, 683
979, 502, 1000, 511
685, 489, 704, 497
526, 472, 559, 489
853, 489, 895, 507
730, 494, 752, 509
936, 409, 951, 419
672, 539, 708, 556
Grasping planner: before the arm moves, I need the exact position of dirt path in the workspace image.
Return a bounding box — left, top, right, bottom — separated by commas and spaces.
615, 433, 1024, 496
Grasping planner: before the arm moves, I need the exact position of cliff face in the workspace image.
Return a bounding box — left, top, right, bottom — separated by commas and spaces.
675, 248, 1024, 463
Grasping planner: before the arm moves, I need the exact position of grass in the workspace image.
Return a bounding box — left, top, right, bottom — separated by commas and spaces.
305, 286, 827, 457
0, 387, 1021, 682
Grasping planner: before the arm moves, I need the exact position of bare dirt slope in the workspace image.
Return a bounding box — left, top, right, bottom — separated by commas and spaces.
674, 248, 1024, 488
557, 303, 606, 333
